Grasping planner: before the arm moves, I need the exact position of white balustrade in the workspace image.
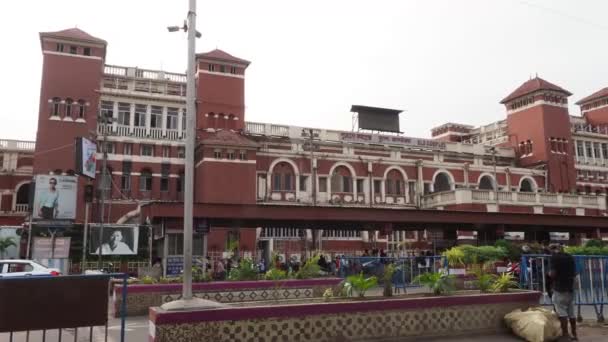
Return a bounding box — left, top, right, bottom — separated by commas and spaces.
540, 193, 558, 204
582, 196, 599, 206
246, 122, 266, 134
14, 204, 29, 212
562, 195, 580, 205
472, 190, 489, 201
0, 139, 35, 151
133, 127, 146, 138
104, 65, 127, 76
166, 130, 180, 140
116, 125, 130, 136
498, 191, 513, 202
149, 128, 163, 140
516, 192, 537, 203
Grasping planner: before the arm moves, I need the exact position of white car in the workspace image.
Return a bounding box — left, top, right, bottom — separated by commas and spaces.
0, 259, 61, 278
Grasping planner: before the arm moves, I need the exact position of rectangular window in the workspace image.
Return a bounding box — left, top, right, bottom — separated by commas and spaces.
214, 150, 222, 159
134, 104, 147, 127
219, 65, 226, 73
227, 151, 235, 160
208, 64, 215, 72
577, 141, 585, 157
162, 146, 171, 158
230, 67, 237, 74
56, 44, 64, 52
150, 106, 162, 128
586, 142, 593, 158
166, 107, 179, 130
103, 142, 114, 154
602, 144, 608, 161
140, 174, 153, 191
342, 176, 352, 193
160, 177, 169, 192
273, 174, 281, 191
100, 101, 113, 119
356, 179, 364, 194
118, 103, 131, 126
168, 233, 184, 255
121, 174, 131, 191
395, 180, 402, 195
141, 144, 154, 156
299, 176, 307, 191
177, 173, 184, 192
177, 147, 185, 158
594, 143, 601, 158
78, 102, 85, 119
319, 177, 327, 192
374, 180, 381, 194
123, 143, 132, 155
160, 163, 170, 192
83, 47, 91, 56
386, 179, 393, 194
239, 151, 247, 160
70, 46, 77, 54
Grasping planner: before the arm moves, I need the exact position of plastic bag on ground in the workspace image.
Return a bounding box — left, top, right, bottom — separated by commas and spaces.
504, 307, 562, 342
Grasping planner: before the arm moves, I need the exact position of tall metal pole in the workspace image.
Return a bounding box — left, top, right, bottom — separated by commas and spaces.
309, 129, 316, 207
492, 149, 499, 210
182, 0, 197, 301
97, 123, 108, 269
82, 202, 90, 272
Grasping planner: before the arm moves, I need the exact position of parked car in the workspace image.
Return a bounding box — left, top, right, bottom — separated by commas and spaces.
0, 259, 61, 277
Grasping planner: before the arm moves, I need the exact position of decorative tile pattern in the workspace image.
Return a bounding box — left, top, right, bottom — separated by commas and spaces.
161, 287, 317, 305
154, 302, 529, 342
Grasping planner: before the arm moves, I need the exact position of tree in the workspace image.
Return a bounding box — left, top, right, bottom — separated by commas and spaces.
0, 236, 17, 259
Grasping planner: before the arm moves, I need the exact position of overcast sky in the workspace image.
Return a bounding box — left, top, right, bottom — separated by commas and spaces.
1, 0, 607, 141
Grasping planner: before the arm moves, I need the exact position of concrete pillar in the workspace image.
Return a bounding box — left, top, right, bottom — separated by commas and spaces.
129, 103, 135, 134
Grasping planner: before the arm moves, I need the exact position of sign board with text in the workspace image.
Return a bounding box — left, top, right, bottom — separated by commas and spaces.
32, 237, 71, 259
340, 132, 447, 150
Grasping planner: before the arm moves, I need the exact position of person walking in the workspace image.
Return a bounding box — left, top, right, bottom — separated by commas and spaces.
548, 244, 578, 341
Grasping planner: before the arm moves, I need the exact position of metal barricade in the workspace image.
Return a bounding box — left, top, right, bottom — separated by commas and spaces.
520, 254, 607, 322
339, 256, 446, 291
0, 273, 128, 342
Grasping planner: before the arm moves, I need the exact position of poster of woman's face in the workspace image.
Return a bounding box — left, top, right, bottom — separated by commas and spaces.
89, 226, 139, 255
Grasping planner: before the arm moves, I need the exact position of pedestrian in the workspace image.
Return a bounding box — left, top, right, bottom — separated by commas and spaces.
215, 259, 225, 280
548, 243, 578, 341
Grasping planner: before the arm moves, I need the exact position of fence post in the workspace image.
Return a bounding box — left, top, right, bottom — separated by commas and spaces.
120, 274, 127, 342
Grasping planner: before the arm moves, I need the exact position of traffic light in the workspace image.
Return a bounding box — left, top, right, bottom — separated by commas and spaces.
84, 184, 94, 203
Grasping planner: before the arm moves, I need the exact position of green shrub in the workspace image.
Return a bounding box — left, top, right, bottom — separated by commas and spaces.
495, 239, 522, 261
413, 272, 455, 295
491, 273, 518, 293
140, 276, 156, 284
295, 255, 321, 279
445, 245, 507, 268
584, 239, 604, 248
473, 269, 497, 293
228, 258, 259, 281
564, 245, 608, 255
443, 247, 465, 268
265, 268, 287, 281
344, 272, 378, 297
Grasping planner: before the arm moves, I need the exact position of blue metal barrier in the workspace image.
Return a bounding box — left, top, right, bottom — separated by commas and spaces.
338, 256, 446, 290
520, 254, 607, 322
0, 272, 128, 342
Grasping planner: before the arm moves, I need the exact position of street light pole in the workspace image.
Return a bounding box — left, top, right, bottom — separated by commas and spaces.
97, 118, 109, 269
182, 0, 197, 301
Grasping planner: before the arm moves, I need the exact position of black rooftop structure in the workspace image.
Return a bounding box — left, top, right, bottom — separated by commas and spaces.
351, 105, 403, 133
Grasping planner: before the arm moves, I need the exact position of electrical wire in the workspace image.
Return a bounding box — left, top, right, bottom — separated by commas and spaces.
517, 0, 608, 31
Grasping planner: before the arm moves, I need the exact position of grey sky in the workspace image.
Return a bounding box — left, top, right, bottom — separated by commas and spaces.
1, 0, 607, 141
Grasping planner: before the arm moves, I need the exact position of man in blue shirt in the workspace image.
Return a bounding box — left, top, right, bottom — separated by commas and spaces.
38, 178, 59, 219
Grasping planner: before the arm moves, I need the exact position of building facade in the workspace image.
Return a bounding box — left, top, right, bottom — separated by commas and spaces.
3, 27, 608, 266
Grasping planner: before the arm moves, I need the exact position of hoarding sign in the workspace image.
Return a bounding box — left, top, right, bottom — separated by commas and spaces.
32, 175, 77, 220
75, 137, 97, 179
32, 237, 71, 259
89, 225, 139, 255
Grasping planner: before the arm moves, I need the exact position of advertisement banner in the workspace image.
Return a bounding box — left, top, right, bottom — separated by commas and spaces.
75, 137, 97, 179
32, 175, 77, 220
32, 237, 71, 259
89, 225, 139, 255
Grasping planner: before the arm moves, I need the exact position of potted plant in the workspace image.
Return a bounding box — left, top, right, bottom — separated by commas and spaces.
491, 273, 519, 293
344, 272, 378, 298
443, 247, 466, 275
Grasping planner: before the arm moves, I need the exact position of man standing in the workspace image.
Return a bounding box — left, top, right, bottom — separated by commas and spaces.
548, 244, 578, 341
38, 177, 59, 219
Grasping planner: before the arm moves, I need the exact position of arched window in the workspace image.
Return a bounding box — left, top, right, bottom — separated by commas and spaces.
16, 183, 30, 205
520, 178, 535, 192
478, 175, 495, 190
331, 165, 352, 193
65, 98, 73, 118
433, 172, 451, 192
51, 97, 61, 117
385, 169, 405, 195
140, 169, 153, 191
272, 162, 295, 191
77, 99, 86, 119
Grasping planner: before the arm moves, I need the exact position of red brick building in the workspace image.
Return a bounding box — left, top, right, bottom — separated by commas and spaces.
3, 27, 608, 270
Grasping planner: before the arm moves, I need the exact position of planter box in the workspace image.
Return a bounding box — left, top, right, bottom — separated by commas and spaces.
149, 290, 540, 342
114, 278, 342, 317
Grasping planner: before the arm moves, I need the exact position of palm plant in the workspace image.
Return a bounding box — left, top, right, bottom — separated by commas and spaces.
491, 273, 519, 293
345, 272, 378, 297
414, 272, 455, 295
382, 263, 397, 297
0, 236, 16, 259
443, 247, 465, 268
473, 269, 497, 293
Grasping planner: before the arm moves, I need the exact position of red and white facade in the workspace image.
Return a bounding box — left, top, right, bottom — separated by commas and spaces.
3, 27, 608, 262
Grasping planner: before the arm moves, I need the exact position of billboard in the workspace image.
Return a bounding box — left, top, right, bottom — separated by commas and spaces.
32, 237, 71, 259
32, 175, 77, 220
352, 105, 401, 133
89, 225, 139, 255
75, 137, 97, 179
